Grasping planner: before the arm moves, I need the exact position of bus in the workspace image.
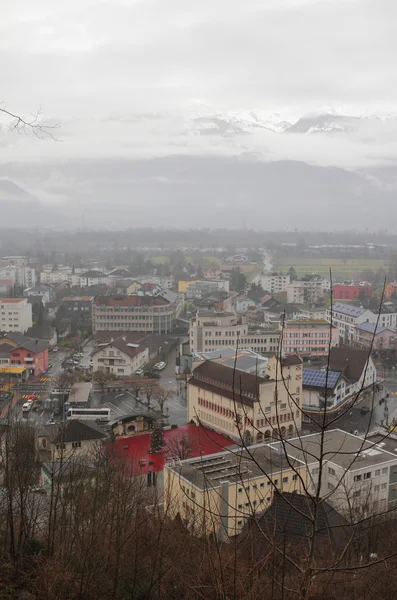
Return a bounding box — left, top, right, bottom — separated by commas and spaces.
66, 407, 110, 422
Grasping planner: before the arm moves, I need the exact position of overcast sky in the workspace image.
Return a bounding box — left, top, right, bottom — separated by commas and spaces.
1, 0, 397, 166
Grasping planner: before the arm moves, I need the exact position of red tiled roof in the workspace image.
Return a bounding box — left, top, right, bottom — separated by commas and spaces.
105, 424, 235, 476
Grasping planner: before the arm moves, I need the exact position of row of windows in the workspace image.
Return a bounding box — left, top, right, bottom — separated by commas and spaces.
198, 410, 236, 432
354, 467, 388, 481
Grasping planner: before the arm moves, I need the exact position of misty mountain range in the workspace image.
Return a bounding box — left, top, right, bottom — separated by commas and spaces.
1, 111, 397, 231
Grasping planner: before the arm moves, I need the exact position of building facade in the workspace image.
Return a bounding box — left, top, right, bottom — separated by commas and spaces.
188, 358, 302, 444
256, 273, 290, 294
91, 339, 149, 376
333, 283, 372, 301
0, 298, 33, 333
280, 319, 339, 357
286, 277, 324, 305
327, 302, 376, 345
92, 295, 175, 334
354, 322, 397, 351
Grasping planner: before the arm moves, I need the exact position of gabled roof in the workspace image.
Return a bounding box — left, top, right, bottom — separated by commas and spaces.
303, 369, 341, 391
281, 354, 302, 367
92, 337, 145, 359
242, 491, 348, 550
1, 332, 48, 354
26, 325, 56, 340
51, 420, 107, 444
328, 347, 371, 382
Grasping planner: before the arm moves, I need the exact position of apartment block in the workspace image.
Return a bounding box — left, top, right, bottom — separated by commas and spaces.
327, 303, 376, 345
280, 319, 339, 357
164, 429, 397, 538
92, 295, 175, 334
188, 357, 302, 444
333, 282, 372, 301
0, 298, 33, 333
286, 277, 324, 305
256, 273, 290, 293
0, 265, 36, 289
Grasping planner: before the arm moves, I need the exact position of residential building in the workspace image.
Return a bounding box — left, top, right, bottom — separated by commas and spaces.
260, 298, 300, 325
385, 282, 397, 299
49, 420, 108, 460
189, 310, 280, 355
0, 279, 13, 297
235, 295, 257, 314
91, 337, 149, 376
354, 322, 397, 352
301, 347, 377, 417
188, 358, 302, 444
286, 276, 324, 305
40, 458, 95, 493
93, 330, 177, 361
298, 306, 327, 320
23, 285, 52, 306
0, 265, 36, 289
192, 348, 268, 377
280, 319, 338, 357
333, 282, 372, 301
61, 296, 94, 317
378, 302, 397, 331
164, 429, 397, 538
92, 295, 175, 334
178, 280, 200, 294
0, 298, 33, 333
327, 302, 376, 345
255, 273, 290, 294
79, 270, 108, 287
186, 281, 220, 300
7, 336, 49, 376
40, 269, 81, 286
26, 325, 57, 347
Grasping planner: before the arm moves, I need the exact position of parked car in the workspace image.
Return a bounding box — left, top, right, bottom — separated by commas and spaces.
135, 369, 144, 376
51, 347, 59, 353
47, 418, 55, 425
156, 361, 166, 371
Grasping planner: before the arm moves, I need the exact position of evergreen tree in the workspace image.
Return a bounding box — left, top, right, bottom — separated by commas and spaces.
288, 266, 297, 281
150, 425, 165, 454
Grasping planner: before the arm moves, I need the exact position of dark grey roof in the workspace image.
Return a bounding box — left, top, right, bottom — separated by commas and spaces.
26, 325, 56, 340
51, 420, 107, 444
81, 270, 106, 278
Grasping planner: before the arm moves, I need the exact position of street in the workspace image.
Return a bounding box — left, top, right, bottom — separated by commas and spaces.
91, 347, 188, 425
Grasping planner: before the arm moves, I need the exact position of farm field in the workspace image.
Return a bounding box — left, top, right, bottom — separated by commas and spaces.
274, 257, 388, 280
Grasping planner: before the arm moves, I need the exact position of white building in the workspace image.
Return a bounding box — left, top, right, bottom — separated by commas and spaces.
235, 295, 256, 314
327, 303, 376, 345
40, 270, 80, 286
287, 277, 324, 305
0, 265, 36, 289
256, 273, 290, 294
91, 336, 149, 377
0, 298, 33, 333
79, 270, 108, 287
23, 286, 51, 306
189, 310, 279, 355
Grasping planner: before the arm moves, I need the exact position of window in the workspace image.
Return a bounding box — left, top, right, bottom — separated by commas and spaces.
274, 479, 278, 486
354, 474, 362, 482
374, 485, 380, 492
382, 467, 388, 475
237, 520, 243, 526
328, 467, 336, 477
292, 474, 298, 481
375, 469, 381, 477
312, 467, 319, 476
238, 487, 243, 493
238, 504, 242, 510
260, 482, 265, 488
56, 443, 66, 450
282, 477, 288, 484
381, 483, 387, 490
72, 441, 81, 448
353, 490, 361, 498
364, 472, 371, 480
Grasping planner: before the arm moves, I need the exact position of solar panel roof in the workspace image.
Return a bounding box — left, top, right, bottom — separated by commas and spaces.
303, 369, 341, 390
331, 303, 367, 317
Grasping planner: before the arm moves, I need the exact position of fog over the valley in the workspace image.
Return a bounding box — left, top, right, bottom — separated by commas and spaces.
1, 0, 397, 230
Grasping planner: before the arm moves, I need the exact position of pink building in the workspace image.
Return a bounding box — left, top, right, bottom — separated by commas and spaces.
354, 322, 397, 351
281, 320, 339, 357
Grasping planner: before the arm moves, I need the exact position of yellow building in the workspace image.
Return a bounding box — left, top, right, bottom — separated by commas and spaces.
178, 280, 200, 294
188, 355, 302, 444
164, 443, 307, 538
47, 420, 107, 461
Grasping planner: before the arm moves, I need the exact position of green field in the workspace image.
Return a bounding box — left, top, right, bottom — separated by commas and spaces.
275, 257, 388, 280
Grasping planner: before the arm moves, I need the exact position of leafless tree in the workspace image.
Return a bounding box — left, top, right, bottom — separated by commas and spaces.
166, 433, 193, 460
0, 104, 59, 139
